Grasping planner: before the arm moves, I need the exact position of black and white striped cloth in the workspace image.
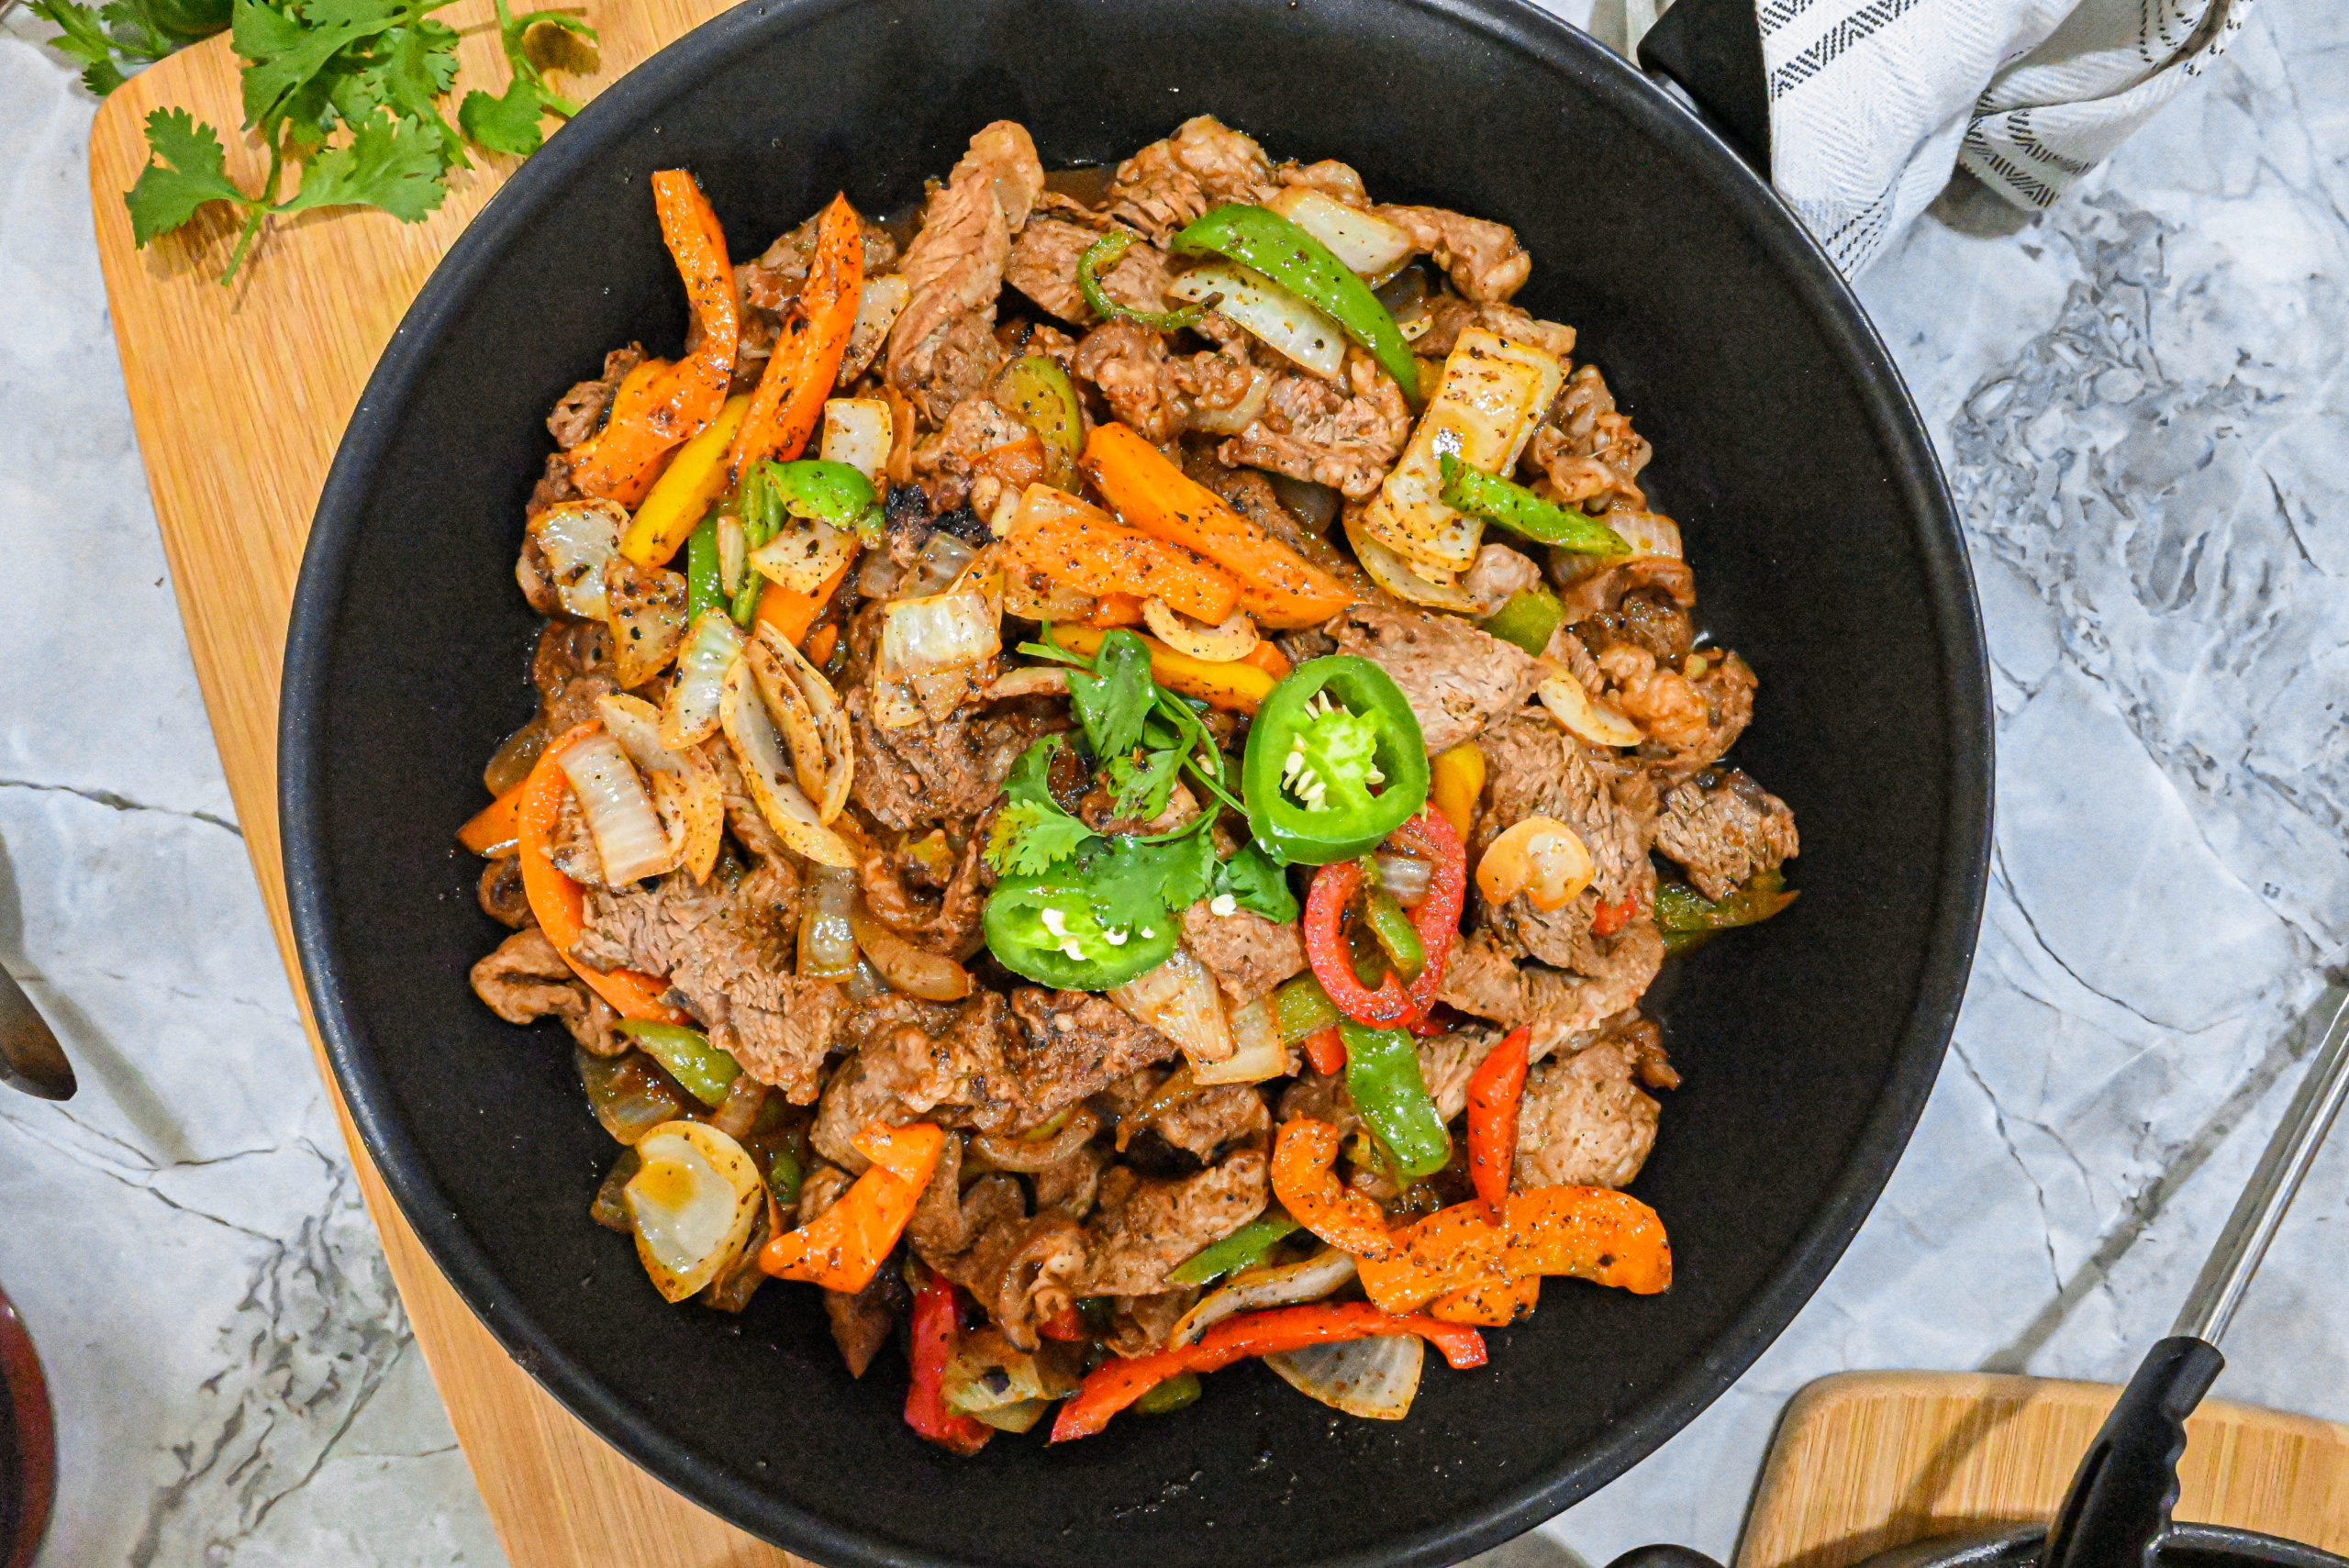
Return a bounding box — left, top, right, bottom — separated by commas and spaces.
1758, 0, 2254, 271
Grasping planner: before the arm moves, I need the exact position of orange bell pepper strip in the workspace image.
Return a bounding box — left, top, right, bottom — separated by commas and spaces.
1046, 622, 1278, 716
569, 171, 740, 504
753, 554, 854, 648
1269, 1117, 1397, 1261
1242, 639, 1292, 680
457, 777, 527, 858
1007, 497, 1242, 626
727, 192, 865, 487
1430, 1272, 1540, 1326
1048, 1303, 1486, 1442
514, 725, 691, 1023
759, 1120, 945, 1295
1465, 1025, 1531, 1222
1085, 591, 1147, 628
1353, 1186, 1674, 1316
1080, 421, 1355, 630
1300, 1025, 1345, 1076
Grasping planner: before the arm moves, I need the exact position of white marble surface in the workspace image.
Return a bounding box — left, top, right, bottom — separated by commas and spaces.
2, 0, 2344, 1562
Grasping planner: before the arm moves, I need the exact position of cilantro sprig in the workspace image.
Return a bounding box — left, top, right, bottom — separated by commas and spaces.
61, 0, 597, 283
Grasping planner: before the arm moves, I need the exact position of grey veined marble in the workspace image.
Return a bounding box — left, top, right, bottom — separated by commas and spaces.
2, 0, 2344, 1561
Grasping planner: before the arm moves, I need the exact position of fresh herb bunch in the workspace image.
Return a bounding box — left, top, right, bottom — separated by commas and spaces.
39, 0, 595, 283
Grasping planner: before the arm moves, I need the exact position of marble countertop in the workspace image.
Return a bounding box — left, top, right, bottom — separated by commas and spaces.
3, 0, 2345, 1560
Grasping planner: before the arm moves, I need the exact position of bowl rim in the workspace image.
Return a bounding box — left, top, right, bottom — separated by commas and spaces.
281, 0, 1992, 1561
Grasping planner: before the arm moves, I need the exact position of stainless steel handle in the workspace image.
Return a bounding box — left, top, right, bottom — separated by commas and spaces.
2169, 987, 2349, 1344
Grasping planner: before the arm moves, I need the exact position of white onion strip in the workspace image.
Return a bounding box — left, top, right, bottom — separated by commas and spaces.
1141, 598, 1260, 662
596, 692, 723, 884
1171, 1248, 1358, 1347
528, 500, 626, 619
718, 659, 856, 868
659, 610, 744, 750
1537, 671, 1642, 749
558, 731, 673, 884
1264, 1332, 1424, 1420
746, 622, 854, 824
1110, 950, 1233, 1066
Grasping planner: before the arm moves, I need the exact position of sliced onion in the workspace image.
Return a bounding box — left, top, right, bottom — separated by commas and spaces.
857, 549, 907, 601
1002, 559, 1097, 622
558, 731, 673, 884
985, 666, 1071, 701
818, 396, 894, 482
1264, 1331, 1424, 1420
1168, 260, 1345, 380
604, 555, 690, 690
626, 1120, 763, 1303
750, 515, 857, 596
973, 1106, 1102, 1172
658, 610, 744, 750
1192, 995, 1295, 1085
1608, 510, 1684, 562
1266, 187, 1415, 284
1373, 851, 1434, 908
1141, 599, 1260, 662
484, 717, 546, 796
1538, 671, 1642, 749
896, 531, 978, 601
717, 512, 747, 595
840, 272, 910, 384
1171, 1248, 1358, 1347
596, 692, 723, 884
747, 622, 854, 823
881, 589, 1001, 723
941, 1330, 1079, 1419
718, 659, 857, 868
797, 866, 859, 979
849, 900, 972, 1000
1186, 363, 1275, 437
1110, 949, 1234, 1067
1476, 814, 1594, 913
529, 499, 626, 619
1344, 511, 1477, 612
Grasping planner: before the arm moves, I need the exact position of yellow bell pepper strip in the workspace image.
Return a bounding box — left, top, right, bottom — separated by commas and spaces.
1270, 1116, 1397, 1261
619, 394, 751, 568
1044, 622, 1275, 715
1049, 1302, 1487, 1441
752, 555, 853, 648
1430, 1273, 1540, 1326
1429, 742, 1486, 841
727, 192, 865, 487
759, 1119, 945, 1295
456, 777, 526, 858
1080, 422, 1355, 630
514, 725, 692, 1023
1007, 496, 1243, 626
1353, 1185, 1675, 1316
1465, 1026, 1531, 1222
569, 172, 740, 503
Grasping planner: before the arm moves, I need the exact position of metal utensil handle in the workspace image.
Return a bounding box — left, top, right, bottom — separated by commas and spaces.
2171, 988, 2349, 1345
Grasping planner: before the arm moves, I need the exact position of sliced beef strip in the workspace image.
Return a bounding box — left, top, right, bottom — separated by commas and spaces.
1329, 602, 1544, 755
1511, 1033, 1662, 1191
1007, 990, 1184, 1130
1179, 901, 1306, 1008
478, 857, 531, 929
1463, 542, 1543, 617
1653, 768, 1799, 900
1219, 350, 1410, 500
1004, 214, 1174, 325
1031, 1141, 1109, 1219
1078, 1145, 1269, 1297
739, 211, 900, 313
908, 394, 1032, 514
470, 927, 625, 1055
1523, 363, 1653, 513
1553, 556, 1697, 625
1577, 646, 1755, 785
532, 619, 619, 738
848, 684, 1054, 831
908, 1135, 1086, 1351
885, 122, 1044, 425
811, 991, 1026, 1168
852, 821, 988, 960
825, 1265, 905, 1379
1069, 318, 1254, 447
546, 345, 644, 450
1149, 1084, 1271, 1162
1104, 116, 1278, 240
1106, 1290, 1201, 1359
1437, 924, 1664, 1063
1472, 714, 1657, 972
1373, 206, 1531, 303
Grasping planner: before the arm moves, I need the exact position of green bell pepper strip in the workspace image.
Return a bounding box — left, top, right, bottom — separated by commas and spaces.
684, 514, 724, 626
765, 1142, 805, 1208
748, 458, 883, 545
995, 353, 1087, 484
1170, 205, 1421, 405
983, 873, 1181, 990
614, 1019, 740, 1108
1167, 1209, 1304, 1286
1362, 888, 1426, 982
1480, 587, 1565, 658
1656, 867, 1798, 956
1440, 455, 1629, 554
1135, 1369, 1204, 1415
1077, 231, 1209, 333
1340, 1021, 1452, 1181
1272, 973, 1341, 1044
1241, 656, 1431, 865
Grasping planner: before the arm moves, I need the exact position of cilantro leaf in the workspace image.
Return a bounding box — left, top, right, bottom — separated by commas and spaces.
275, 110, 445, 221
1074, 831, 1217, 938
31, 0, 131, 94
985, 738, 1098, 877
1066, 628, 1153, 763
337, 15, 466, 166
1106, 745, 1183, 823
124, 107, 257, 245
1214, 842, 1301, 923
237, 0, 413, 139
458, 74, 551, 156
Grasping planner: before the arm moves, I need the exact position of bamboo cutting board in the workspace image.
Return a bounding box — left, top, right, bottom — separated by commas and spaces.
84, 8, 808, 1565
1736, 1372, 2349, 1568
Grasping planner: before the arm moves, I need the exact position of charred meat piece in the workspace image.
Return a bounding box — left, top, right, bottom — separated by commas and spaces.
1653, 769, 1798, 901
470, 927, 625, 1056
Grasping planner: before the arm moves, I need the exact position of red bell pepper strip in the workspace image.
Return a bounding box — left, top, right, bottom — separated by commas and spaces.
515, 724, 691, 1024
1590, 890, 1642, 938
1301, 1025, 1346, 1076
904, 1270, 991, 1455
1269, 1116, 1397, 1261
1302, 807, 1465, 1028
1039, 1303, 1087, 1342
1465, 1026, 1531, 1222
727, 192, 865, 487
1048, 1302, 1486, 1442
760, 1121, 944, 1295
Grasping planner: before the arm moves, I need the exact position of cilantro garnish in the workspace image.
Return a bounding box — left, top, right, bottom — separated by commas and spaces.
1064, 628, 1154, 763
985, 739, 1094, 877
1213, 841, 1301, 923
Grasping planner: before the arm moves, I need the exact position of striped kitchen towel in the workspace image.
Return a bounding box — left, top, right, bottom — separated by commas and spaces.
1762, 0, 2254, 271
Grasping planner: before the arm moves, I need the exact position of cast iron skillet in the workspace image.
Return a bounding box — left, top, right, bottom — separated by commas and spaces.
281, 0, 1991, 1562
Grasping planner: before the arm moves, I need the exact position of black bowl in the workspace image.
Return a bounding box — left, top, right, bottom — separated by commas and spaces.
281, 1, 1990, 1562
